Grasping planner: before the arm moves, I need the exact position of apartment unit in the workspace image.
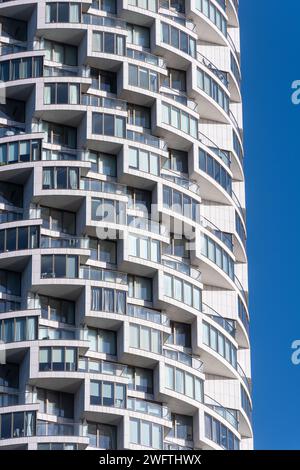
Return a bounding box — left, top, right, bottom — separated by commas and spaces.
0, 0, 252, 450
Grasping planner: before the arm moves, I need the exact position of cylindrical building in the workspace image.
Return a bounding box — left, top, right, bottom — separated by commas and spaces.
0, 0, 252, 451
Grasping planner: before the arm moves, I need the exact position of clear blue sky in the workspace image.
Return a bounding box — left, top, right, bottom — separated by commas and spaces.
240, 1, 300, 450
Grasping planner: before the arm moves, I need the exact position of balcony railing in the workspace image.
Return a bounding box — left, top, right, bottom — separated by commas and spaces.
127, 304, 170, 326
198, 131, 231, 168
229, 110, 243, 141
200, 215, 233, 252
78, 357, 128, 376
127, 215, 169, 237
161, 171, 201, 196
82, 13, 126, 29
0, 390, 36, 408
0, 126, 25, 138
197, 52, 228, 88
38, 326, 87, 341
127, 130, 167, 151
80, 266, 127, 284
127, 48, 166, 69
205, 394, 239, 430
234, 275, 248, 304
42, 147, 86, 161
160, 11, 196, 32
231, 190, 245, 220
237, 363, 252, 394
36, 421, 84, 437
80, 178, 127, 196
161, 89, 198, 112
202, 302, 236, 338
127, 397, 170, 420
44, 64, 90, 78
162, 254, 202, 282
82, 94, 127, 111
40, 236, 89, 250
163, 346, 203, 371
164, 441, 193, 450
227, 33, 239, 60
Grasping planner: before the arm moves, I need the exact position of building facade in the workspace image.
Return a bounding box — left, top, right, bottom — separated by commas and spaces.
0, 0, 252, 451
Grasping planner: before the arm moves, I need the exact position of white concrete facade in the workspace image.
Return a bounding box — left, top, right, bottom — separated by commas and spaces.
0, 0, 252, 451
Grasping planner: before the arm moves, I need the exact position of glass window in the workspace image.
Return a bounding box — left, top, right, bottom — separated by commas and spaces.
127, 24, 150, 48
130, 419, 139, 444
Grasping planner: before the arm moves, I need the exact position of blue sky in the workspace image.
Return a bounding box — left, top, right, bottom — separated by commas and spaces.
240, 1, 300, 450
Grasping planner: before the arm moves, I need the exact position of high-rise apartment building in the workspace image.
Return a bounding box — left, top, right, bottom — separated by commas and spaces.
0, 0, 252, 451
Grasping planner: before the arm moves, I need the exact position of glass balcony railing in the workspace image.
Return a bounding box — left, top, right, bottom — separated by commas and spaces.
160, 89, 198, 111
127, 130, 167, 151
40, 236, 89, 250
127, 215, 169, 237
36, 421, 84, 437
0, 126, 25, 138
237, 363, 252, 394
80, 178, 127, 196
0, 390, 36, 408
200, 215, 233, 252
162, 254, 202, 282
161, 171, 201, 196
127, 304, 170, 326
127, 397, 170, 420
160, 11, 196, 32
163, 346, 203, 371
229, 110, 243, 141
82, 13, 126, 29
81, 94, 127, 111
202, 302, 236, 338
127, 48, 166, 69
227, 33, 239, 60
38, 326, 87, 341
164, 441, 193, 450
78, 358, 128, 376
198, 131, 231, 169
44, 65, 90, 78
42, 148, 86, 161
234, 275, 248, 304
0, 42, 27, 56
205, 394, 239, 430
197, 52, 228, 88
80, 266, 127, 284
231, 190, 245, 220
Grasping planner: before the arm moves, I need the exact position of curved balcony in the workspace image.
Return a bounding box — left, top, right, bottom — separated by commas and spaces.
159, 360, 204, 414
197, 147, 245, 220
202, 409, 240, 450
126, 323, 203, 373
189, 0, 228, 46
193, 64, 230, 124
